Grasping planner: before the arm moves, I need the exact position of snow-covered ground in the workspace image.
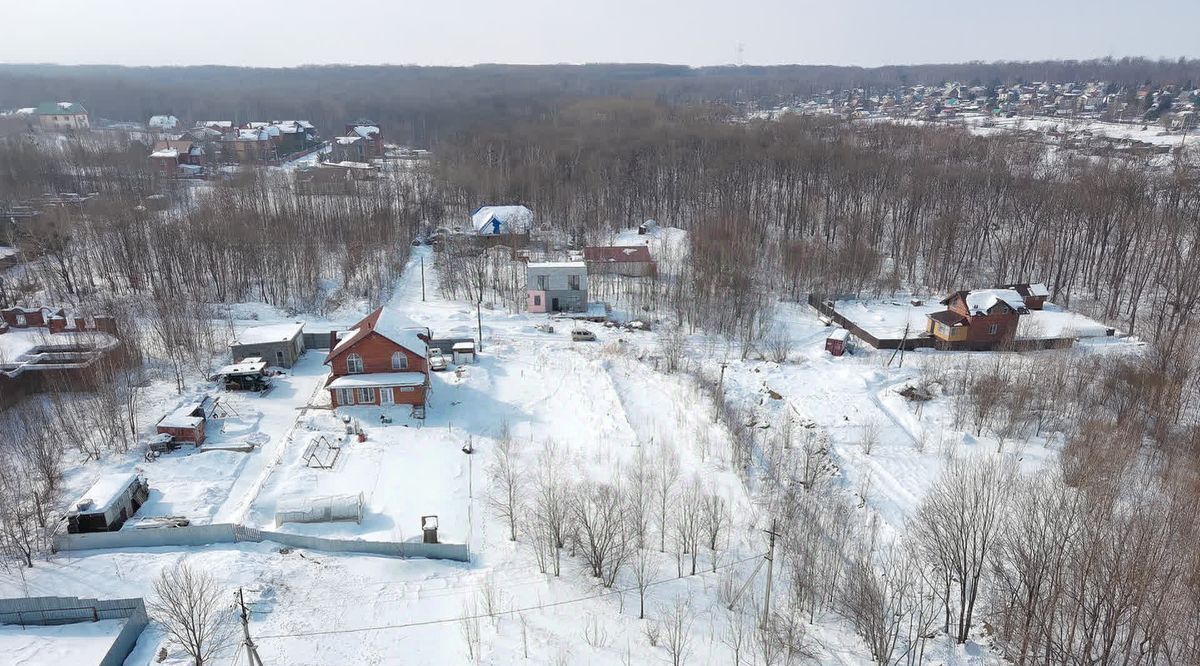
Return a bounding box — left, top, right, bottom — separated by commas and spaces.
2, 244, 1143, 664
0, 618, 126, 665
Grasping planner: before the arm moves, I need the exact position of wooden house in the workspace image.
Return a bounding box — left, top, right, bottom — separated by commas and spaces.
324, 307, 431, 410
926, 288, 1029, 347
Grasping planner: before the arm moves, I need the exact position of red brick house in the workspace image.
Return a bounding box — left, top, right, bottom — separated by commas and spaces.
325, 307, 431, 409
926, 288, 1029, 347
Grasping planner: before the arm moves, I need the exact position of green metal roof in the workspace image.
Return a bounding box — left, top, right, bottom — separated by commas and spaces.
34, 102, 88, 115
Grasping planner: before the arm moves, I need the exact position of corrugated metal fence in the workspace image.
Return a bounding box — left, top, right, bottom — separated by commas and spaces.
0, 595, 147, 666
52, 523, 469, 562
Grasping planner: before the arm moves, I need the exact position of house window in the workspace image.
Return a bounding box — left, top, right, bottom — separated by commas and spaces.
533, 295, 542, 306
987, 324, 1000, 335
337, 388, 354, 405
346, 353, 364, 374
536, 275, 548, 290
356, 387, 374, 403
15, 313, 26, 326
391, 351, 407, 370
398, 386, 416, 392
568, 275, 581, 290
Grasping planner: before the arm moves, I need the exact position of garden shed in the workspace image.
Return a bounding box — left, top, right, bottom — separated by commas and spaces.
65, 474, 149, 533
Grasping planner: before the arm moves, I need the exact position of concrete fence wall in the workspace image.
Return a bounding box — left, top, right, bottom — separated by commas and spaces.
0, 595, 148, 666
52, 523, 469, 563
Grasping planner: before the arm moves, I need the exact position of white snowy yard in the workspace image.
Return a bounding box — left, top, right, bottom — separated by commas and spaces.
0, 246, 1138, 665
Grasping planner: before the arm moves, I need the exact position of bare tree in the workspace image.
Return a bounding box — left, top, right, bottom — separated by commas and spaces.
571, 480, 631, 587
913, 456, 1013, 644
147, 563, 237, 666
654, 443, 681, 553
485, 425, 523, 541
659, 598, 695, 666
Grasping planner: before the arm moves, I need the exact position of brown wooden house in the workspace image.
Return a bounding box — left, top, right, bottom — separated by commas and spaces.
926, 288, 1029, 347
325, 307, 431, 409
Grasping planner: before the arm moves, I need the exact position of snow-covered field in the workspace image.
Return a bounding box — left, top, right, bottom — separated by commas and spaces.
1, 244, 1140, 664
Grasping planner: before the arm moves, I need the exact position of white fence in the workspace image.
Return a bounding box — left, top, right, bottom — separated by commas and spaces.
52, 523, 469, 562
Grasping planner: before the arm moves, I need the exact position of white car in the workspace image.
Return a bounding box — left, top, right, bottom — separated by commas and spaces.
428, 349, 448, 371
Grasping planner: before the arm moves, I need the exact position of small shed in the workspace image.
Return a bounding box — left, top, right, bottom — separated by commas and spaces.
156, 397, 213, 444
451, 341, 476, 365
826, 328, 851, 357
230, 322, 305, 368
65, 474, 149, 533
214, 358, 271, 391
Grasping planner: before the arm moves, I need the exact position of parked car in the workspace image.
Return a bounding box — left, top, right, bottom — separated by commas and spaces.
571, 328, 596, 342
428, 348, 448, 371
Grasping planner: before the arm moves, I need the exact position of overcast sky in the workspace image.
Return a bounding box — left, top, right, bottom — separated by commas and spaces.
2, 1, 1197, 68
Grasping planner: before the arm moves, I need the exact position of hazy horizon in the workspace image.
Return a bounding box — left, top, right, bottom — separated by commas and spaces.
2, 0, 1197, 69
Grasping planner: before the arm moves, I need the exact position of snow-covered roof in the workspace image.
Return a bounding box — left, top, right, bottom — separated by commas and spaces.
335, 136, 363, 145
150, 148, 178, 159
962, 289, 1027, 315
232, 322, 304, 346
472, 205, 533, 234
327, 372, 427, 389
148, 115, 179, 129
451, 341, 475, 351
215, 359, 268, 376
327, 307, 428, 361
71, 473, 140, 514
828, 328, 851, 341
527, 261, 586, 270
1028, 282, 1050, 297
158, 398, 212, 429
351, 125, 380, 138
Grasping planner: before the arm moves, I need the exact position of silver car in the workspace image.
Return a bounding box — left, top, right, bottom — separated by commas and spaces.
428, 348, 448, 371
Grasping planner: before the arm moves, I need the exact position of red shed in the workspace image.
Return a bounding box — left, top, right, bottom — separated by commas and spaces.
156, 397, 213, 445
826, 328, 851, 356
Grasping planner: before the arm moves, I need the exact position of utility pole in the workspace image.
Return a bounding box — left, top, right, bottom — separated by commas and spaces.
761, 519, 779, 630
476, 300, 483, 352
237, 588, 264, 666
715, 361, 728, 423
420, 256, 426, 302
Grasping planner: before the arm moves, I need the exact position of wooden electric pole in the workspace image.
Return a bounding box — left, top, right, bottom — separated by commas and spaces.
761, 519, 779, 630
476, 300, 483, 352
237, 587, 265, 666
420, 256, 426, 302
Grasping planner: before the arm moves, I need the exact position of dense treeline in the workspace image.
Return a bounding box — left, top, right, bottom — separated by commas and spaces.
1, 57, 1198, 145
435, 98, 1200, 346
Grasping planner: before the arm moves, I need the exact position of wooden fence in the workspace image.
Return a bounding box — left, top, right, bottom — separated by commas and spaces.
807, 294, 1078, 352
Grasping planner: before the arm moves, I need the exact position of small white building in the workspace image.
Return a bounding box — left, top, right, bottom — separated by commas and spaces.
472, 205, 533, 235
148, 114, 179, 130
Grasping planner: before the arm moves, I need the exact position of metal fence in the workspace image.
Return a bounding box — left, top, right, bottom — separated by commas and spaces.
0, 595, 147, 666
52, 523, 469, 563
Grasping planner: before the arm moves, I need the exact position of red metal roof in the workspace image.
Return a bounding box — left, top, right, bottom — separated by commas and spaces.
582, 246, 653, 263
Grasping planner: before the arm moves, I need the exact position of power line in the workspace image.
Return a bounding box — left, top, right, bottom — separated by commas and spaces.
250, 551, 766, 641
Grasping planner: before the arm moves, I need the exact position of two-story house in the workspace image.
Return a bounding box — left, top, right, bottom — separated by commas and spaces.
926, 288, 1029, 347
324, 307, 431, 409
527, 262, 587, 313
34, 102, 90, 131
